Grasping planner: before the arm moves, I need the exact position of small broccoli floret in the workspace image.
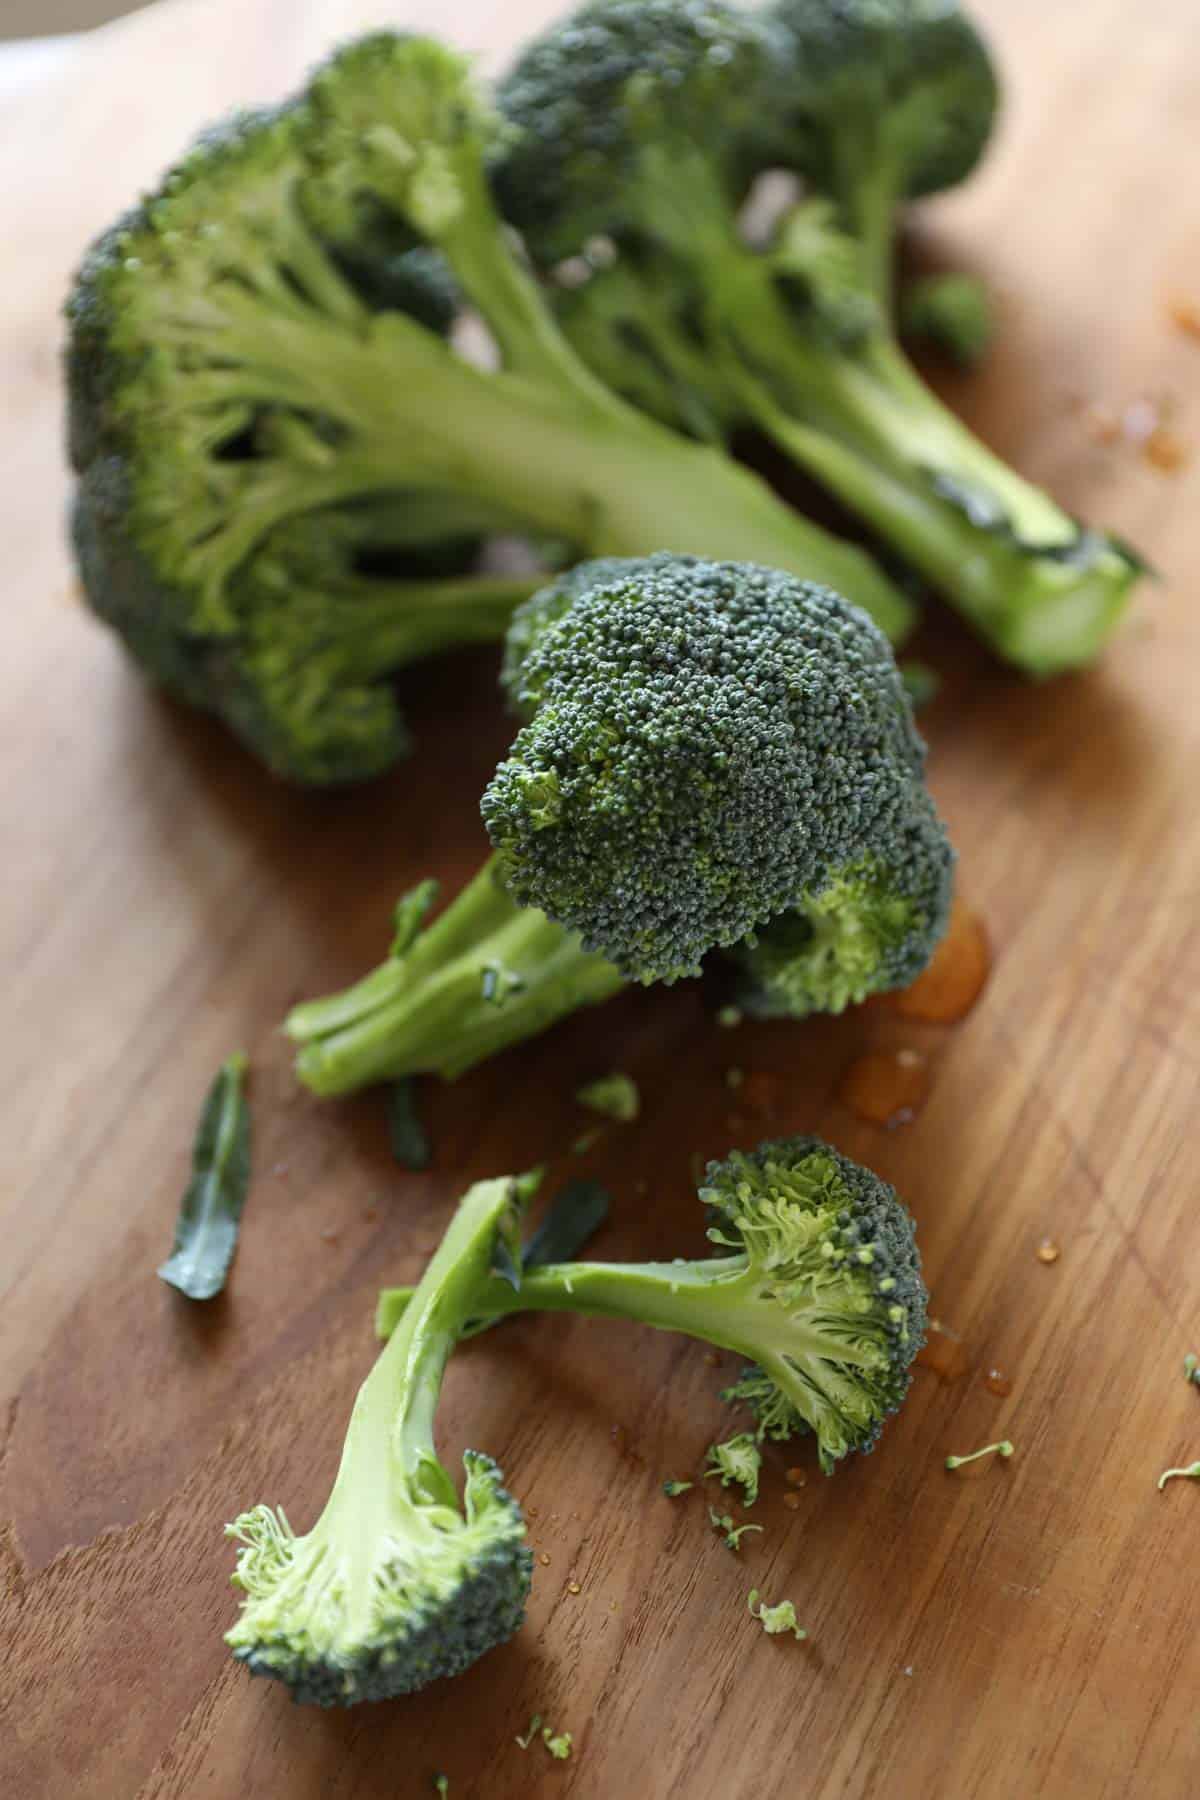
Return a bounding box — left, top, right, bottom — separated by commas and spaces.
287, 556, 953, 1093
498, 0, 1143, 674
945, 1440, 1014, 1471
703, 1434, 763, 1506
224, 1175, 535, 1705
662, 1478, 694, 1497
67, 32, 915, 783
576, 1073, 640, 1122
378, 1136, 928, 1475
710, 1508, 764, 1552
485, 556, 952, 985
901, 271, 992, 368
747, 1589, 807, 1639
767, 0, 999, 303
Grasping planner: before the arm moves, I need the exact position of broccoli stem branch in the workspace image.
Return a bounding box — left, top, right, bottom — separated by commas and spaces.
305, 1178, 518, 1645
378, 1258, 883, 1374
288, 570, 544, 682
287, 860, 626, 1093
728, 324, 1136, 672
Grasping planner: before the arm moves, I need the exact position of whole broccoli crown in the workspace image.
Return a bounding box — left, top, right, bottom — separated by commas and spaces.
485, 554, 931, 984
768, 0, 999, 199
731, 790, 954, 1016
225, 1451, 532, 1706
495, 0, 773, 261
704, 1135, 927, 1469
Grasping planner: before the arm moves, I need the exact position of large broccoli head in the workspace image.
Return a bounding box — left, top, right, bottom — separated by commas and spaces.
496, 0, 774, 263
706, 1135, 927, 1469
485, 554, 952, 989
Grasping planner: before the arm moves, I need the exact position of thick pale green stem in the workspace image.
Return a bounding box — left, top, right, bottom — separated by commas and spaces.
323, 1177, 520, 1580
308, 570, 544, 682
287, 859, 627, 1093
378, 1258, 882, 1373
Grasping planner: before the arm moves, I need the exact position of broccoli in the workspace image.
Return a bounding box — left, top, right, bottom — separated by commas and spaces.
66, 33, 914, 784
497, 0, 1143, 674
710, 1509, 764, 1552
944, 1439, 1014, 1471
901, 272, 992, 369
575, 1072, 640, 1122
379, 1136, 929, 1476
224, 1174, 535, 1705
703, 1434, 763, 1506
284, 555, 953, 1096
747, 1590, 807, 1639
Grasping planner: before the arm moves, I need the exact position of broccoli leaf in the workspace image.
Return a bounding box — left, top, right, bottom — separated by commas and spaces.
158, 1053, 252, 1300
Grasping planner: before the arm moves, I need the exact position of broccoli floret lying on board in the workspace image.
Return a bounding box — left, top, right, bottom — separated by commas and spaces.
379, 1137, 928, 1475
284, 554, 953, 1095
65, 32, 913, 783
224, 1174, 535, 1705
496, 0, 1143, 674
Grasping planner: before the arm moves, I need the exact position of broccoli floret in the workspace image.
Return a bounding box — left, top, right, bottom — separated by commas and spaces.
767, 0, 999, 303
66, 32, 915, 784
747, 1590, 807, 1638
901, 271, 992, 368
379, 1136, 929, 1475
224, 1174, 535, 1705
498, 0, 1143, 674
703, 1434, 763, 1506
285, 555, 952, 1094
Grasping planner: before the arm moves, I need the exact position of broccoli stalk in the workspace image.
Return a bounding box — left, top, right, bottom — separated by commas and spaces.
499, 0, 1143, 674
225, 1174, 536, 1705
288, 864, 625, 1094
287, 555, 953, 1095
67, 32, 913, 784
378, 1137, 929, 1475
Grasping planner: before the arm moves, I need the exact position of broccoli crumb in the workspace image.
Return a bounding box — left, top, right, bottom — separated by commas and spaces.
576, 1072, 640, 1122
1184, 1353, 1199, 1387
945, 1439, 1014, 1471
1157, 1461, 1200, 1492
717, 1006, 744, 1030
542, 1728, 573, 1760
704, 1434, 763, 1506
515, 1715, 542, 1749
747, 1590, 807, 1640
662, 1479, 693, 1497
709, 1508, 764, 1553
433, 1778, 449, 1798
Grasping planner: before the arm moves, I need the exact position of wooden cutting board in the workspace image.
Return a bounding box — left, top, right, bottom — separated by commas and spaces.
3, 1, 1199, 1794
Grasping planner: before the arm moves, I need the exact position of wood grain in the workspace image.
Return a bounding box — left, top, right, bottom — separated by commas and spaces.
2, 1, 1199, 1795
